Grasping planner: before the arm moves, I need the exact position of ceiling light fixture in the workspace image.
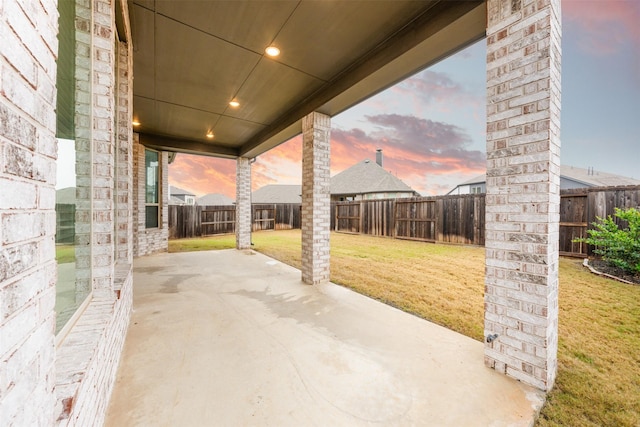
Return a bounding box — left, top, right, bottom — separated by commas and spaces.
132, 120, 141, 126
265, 46, 280, 57
206, 132, 214, 139
229, 100, 240, 108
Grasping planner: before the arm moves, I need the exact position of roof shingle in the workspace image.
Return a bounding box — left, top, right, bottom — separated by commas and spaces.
330, 160, 415, 195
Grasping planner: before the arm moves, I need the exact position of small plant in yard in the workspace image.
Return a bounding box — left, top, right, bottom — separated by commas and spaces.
574, 207, 640, 274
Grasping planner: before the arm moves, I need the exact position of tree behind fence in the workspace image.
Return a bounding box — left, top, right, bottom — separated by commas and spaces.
169, 185, 640, 257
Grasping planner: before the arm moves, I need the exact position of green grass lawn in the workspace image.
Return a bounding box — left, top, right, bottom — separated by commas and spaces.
169, 230, 640, 426
55, 245, 75, 264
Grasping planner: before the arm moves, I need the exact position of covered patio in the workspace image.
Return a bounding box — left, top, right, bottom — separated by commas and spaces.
105, 250, 543, 426
131, 0, 562, 392
0, 0, 562, 423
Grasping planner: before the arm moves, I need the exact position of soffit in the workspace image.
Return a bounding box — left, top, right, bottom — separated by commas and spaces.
130, 0, 486, 159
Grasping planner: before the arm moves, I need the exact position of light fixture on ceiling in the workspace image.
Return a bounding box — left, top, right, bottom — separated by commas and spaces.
132, 120, 141, 126
206, 132, 214, 139
229, 100, 240, 108
265, 46, 280, 57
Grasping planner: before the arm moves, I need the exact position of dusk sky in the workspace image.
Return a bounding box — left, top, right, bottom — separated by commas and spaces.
169, 0, 640, 199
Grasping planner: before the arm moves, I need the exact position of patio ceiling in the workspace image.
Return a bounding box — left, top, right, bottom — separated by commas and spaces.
130, 0, 486, 159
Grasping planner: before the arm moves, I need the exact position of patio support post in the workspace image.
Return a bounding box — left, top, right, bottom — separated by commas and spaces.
236, 157, 252, 249
484, 0, 561, 391
301, 112, 331, 285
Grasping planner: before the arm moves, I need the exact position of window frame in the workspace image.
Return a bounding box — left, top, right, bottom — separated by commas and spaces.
145, 148, 161, 229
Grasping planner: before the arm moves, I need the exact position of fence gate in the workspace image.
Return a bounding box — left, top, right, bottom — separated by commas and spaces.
252, 204, 275, 231
335, 202, 361, 233
559, 192, 588, 257
394, 199, 436, 242
201, 207, 235, 236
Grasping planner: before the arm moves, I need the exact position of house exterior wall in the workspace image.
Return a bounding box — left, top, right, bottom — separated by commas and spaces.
484, 0, 561, 391
0, 0, 59, 424
559, 177, 591, 190
1, 0, 135, 424
132, 133, 169, 257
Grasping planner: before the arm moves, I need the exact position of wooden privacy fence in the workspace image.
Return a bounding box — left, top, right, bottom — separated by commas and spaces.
169, 185, 640, 257
331, 185, 640, 256
169, 204, 301, 239
559, 185, 640, 257
331, 194, 485, 245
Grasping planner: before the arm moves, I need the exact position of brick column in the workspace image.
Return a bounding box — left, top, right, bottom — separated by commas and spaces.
484, 0, 561, 391
301, 112, 331, 285
115, 40, 133, 265
235, 157, 252, 250
91, 0, 116, 298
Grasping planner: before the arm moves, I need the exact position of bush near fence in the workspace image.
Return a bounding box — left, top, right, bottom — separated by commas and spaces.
168, 185, 640, 257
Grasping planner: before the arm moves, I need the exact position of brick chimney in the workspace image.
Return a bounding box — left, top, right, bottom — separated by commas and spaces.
376, 148, 383, 167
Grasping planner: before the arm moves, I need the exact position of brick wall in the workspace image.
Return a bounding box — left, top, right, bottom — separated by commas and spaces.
56, 270, 132, 427
0, 0, 59, 424
91, 0, 116, 300
74, 0, 93, 302
133, 133, 169, 257
235, 157, 251, 249
301, 112, 331, 285
115, 40, 133, 265
55, 0, 135, 424
2, 0, 136, 424
484, 0, 561, 391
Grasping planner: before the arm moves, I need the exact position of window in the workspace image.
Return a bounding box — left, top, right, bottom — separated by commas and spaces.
471, 185, 484, 194
145, 149, 160, 228
55, 0, 92, 335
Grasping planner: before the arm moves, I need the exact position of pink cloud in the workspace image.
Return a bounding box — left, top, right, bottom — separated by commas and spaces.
330, 114, 485, 195
170, 114, 486, 198
169, 155, 236, 199
563, 0, 640, 55
391, 70, 483, 115
252, 136, 302, 190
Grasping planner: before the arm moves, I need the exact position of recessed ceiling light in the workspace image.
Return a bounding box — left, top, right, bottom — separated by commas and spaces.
206, 132, 214, 139
265, 46, 280, 57
132, 120, 141, 126
229, 100, 240, 108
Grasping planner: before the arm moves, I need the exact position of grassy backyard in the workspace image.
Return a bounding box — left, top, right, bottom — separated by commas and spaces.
169, 230, 640, 426
55, 244, 75, 264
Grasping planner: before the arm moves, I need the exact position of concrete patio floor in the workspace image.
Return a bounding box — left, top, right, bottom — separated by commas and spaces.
105, 249, 544, 426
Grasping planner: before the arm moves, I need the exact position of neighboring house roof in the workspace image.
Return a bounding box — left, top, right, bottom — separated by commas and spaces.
458, 174, 486, 186
169, 185, 195, 196
331, 159, 415, 195
559, 165, 640, 187
169, 196, 187, 205
448, 165, 640, 194
197, 193, 234, 206
56, 187, 76, 204
252, 185, 302, 204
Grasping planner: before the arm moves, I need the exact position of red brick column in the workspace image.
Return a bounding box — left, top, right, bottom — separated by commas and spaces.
484, 0, 561, 391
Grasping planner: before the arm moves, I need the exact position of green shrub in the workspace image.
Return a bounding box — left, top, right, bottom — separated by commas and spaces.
575, 207, 640, 274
